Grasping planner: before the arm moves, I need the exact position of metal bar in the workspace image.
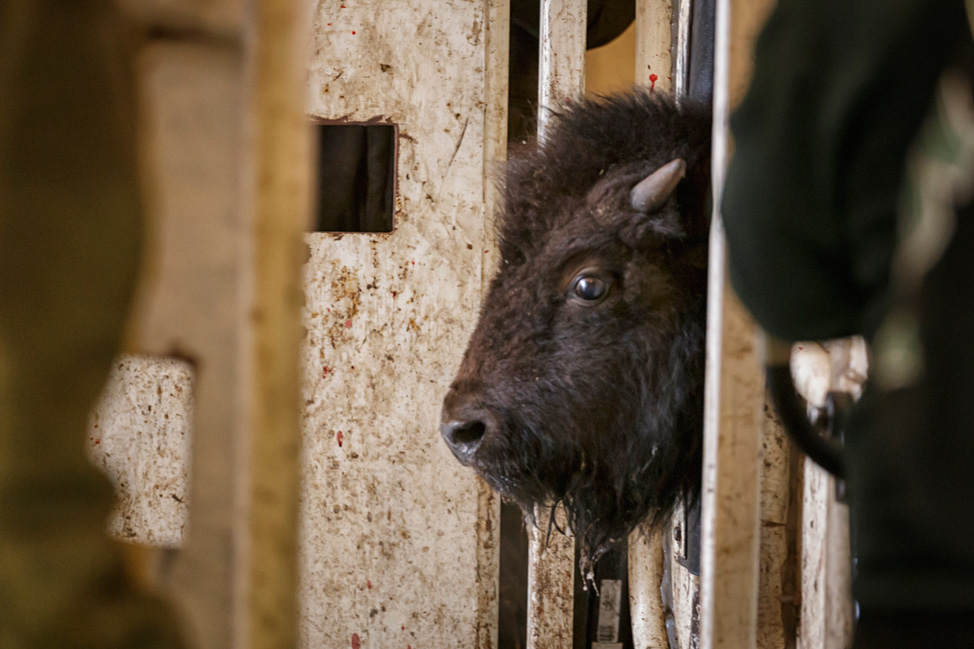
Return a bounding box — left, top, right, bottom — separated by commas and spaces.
629, 524, 670, 648
635, 0, 674, 93
699, 0, 775, 647
673, 0, 693, 98
799, 462, 853, 649
537, 0, 587, 142
529, 3, 585, 646
630, 4, 679, 647
527, 506, 576, 649
477, 6, 510, 646
242, 0, 311, 646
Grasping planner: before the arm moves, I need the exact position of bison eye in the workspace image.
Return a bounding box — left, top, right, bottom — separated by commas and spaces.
570, 274, 609, 303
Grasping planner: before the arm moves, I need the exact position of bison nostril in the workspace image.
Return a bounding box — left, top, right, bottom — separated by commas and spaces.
441, 419, 487, 455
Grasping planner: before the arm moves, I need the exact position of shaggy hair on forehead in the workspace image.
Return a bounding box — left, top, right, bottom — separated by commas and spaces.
498, 90, 713, 262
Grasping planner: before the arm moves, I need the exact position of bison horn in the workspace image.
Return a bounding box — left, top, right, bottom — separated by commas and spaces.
630, 158, 687, 213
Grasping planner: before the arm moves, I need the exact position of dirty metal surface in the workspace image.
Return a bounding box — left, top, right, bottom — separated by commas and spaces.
538, 0, 587, 143
301, 2, 499, 648
699, 0, 775, 647
125, 39, 249, 649
635, 0, 673, 94
88, 356, 192, 548
527, 507, 575, 649
629, 523, 669, 648
798, 461, 853, 649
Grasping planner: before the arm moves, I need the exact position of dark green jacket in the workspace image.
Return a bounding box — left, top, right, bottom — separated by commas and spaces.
722, 0, 969, 342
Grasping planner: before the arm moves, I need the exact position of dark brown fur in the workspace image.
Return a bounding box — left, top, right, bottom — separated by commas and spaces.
441, 90, 712, 568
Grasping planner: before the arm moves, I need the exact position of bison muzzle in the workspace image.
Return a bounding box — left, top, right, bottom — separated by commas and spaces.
441, 91, 712, 568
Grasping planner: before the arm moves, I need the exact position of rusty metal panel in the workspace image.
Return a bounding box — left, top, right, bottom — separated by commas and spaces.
88, 355, 192, 548
301, 2, 499, 648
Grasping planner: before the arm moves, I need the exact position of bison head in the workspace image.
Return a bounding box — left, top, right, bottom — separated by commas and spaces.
441, 92, 711, 566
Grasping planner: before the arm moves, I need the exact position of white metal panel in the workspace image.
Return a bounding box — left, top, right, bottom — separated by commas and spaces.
88, 356, 192, 548
302, 2, 498, 648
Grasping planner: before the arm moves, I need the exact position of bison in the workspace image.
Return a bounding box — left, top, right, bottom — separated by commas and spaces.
440, 90, 712, 568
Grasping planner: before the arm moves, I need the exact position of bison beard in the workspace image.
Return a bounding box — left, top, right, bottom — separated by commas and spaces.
441, 91, 712, 571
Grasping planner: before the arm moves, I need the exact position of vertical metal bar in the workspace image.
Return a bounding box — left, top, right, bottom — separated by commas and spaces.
629, 525, 670, 648
699, 0, 775, 647
529, 3, 586, 647
527, 506, 576, 649
483, 0, 510, 288
673, 0, 693, 99
243, 0, 311, 645
478, 3, 510, 648
537, 0, 587, 143
799, 462, 853, 649
630, 3, 678, 647
635, 0, 674, 94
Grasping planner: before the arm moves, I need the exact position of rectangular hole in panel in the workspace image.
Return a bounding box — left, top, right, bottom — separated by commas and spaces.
314, 123, 396, 233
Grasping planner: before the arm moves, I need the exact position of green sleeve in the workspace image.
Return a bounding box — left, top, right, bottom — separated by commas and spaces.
721, 0, 968, 341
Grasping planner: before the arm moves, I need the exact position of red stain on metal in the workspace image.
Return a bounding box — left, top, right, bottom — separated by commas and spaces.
351, 633, 360, 649
350, 365, 355, 370
337, 431, 344, 447
367, 580, 372, 589
323, 366, 331, 377
345, 319, 353, 328
649, 73, 658, 92
392, 291, 398, 298
484, 250, 490, 254
352, 31, 356, 35
94, 439, 101, 445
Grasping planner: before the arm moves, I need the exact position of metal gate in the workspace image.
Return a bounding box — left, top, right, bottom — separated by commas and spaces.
85, 1, 853, 648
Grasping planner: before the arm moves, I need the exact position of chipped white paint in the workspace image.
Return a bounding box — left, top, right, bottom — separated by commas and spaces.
799, 461, 853, 649
629, 524, 669, 649
700, 0, 776, 648
301, 2, 499, 648
88, 355, 192, 548
538, 0, 587, 142
635, 0, 673, 93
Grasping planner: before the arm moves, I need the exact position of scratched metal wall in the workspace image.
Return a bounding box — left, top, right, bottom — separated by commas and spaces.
300, 1, 498, 647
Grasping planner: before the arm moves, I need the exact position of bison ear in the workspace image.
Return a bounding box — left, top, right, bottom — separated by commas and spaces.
630, 158, 686, 214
